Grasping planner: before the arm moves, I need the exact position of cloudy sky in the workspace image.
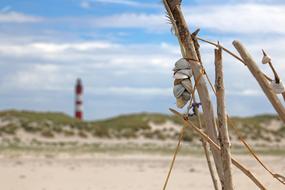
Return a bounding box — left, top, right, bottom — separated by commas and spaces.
0, 0, 285, 120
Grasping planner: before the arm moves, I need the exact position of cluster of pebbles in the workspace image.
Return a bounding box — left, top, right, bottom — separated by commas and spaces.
172, 58, 194, 108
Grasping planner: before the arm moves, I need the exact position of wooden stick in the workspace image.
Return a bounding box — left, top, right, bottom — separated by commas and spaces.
164, 0, 224, 183
170, 108, 267, 190
192, 83, 220, 190
262, 50, 285, 102
233, 41, 285, 123
197, 37, 245, 65
215, 47, 234, 190
166, 6, 220, 188
262, 50, 280, 83
200, 138, 220, 190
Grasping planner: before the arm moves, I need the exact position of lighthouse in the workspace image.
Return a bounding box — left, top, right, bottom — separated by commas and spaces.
75, 78, 83, 120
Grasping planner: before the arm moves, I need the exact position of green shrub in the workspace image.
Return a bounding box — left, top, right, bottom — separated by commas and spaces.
0, 124, 18, 135
93, 126, 110, 138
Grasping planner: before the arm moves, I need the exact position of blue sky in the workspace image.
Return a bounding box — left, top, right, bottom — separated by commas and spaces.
0, 0, 285, 120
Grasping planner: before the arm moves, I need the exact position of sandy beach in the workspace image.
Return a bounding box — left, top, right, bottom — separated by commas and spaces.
0, 154, 284, 190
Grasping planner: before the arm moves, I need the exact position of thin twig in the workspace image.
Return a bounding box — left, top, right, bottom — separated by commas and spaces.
170, 108, 267, 190
227, 117, 285, 186
197, 37, 245, 64
196, 57, 285, 186
162, 126, 185, 190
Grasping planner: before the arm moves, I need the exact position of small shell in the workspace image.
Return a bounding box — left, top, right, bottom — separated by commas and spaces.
174, 79, 183, 85
270, 80, 285, 94
177, 69, 192, 78
181, 79, 193, 93
173, 58, 191, 71
173, 72, 189, 79
176, 96, 188, 108
262, 55, 271, 64
173, 84, 185, 98
182, 91, 191, 101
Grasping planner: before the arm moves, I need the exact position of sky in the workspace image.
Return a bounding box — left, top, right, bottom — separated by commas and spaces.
0, 0, 285, 120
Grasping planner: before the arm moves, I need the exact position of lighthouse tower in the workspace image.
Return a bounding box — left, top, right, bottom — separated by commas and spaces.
75, 78, 83, 120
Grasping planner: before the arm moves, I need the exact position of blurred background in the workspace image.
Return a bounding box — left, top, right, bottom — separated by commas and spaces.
0, 1, 285, 190
0, 0, 285, 119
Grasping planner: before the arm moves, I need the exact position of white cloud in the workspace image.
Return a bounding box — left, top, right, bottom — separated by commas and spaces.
228, 89, 263, 96
30, 41, 115, 52
2, 4, 284, 35
85, 13, 166, 31
185, 4, 285, 34
80, 4, 285, 35
0, 40, 177, 69
1, 35, 284, 95
0, 39, 178, 94
5, 64, 73, 91
191, 0, 284, 4
92, 87, 172, 96
80, 1, 93, 9
0, 11, 42, 23
0, 41, 117, 58
80, 0, 159, 9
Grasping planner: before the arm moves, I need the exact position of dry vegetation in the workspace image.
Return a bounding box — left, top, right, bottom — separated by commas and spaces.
0, 110, 284, 154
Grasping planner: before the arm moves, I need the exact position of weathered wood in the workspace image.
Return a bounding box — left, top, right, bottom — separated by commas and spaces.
167, 5, 220, 188
201, 140, 220, 190
233, 41, 285, 123
192, 87, 220, 190
170, 108, 267, 190
164, 0, 224, 183
215, 48, 234, 190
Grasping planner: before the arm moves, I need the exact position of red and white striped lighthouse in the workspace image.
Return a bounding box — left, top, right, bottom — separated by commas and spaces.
75, 78, 83, 120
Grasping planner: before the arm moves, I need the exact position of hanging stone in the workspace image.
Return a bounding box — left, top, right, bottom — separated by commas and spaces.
173, 84, 185, 98
270, 80, 285, 94
173, 58, 191, 71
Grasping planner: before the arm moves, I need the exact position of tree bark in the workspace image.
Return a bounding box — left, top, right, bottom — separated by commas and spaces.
215, 48, 234, 190
233, 41, 285, 123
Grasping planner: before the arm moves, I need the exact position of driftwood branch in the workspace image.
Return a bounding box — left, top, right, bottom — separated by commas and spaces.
215, 48, 234, 190
170, 108, 267, 190
197, 37, 245, 64
233, 41, 285, 123
164, 2, 220, 188
164, 0, 224, 183
262, 50, 285, 102
198, 37, 276, 83
192, 85, 220, 190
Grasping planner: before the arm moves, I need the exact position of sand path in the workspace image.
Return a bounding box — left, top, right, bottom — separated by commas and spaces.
0, 155, 284, 190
